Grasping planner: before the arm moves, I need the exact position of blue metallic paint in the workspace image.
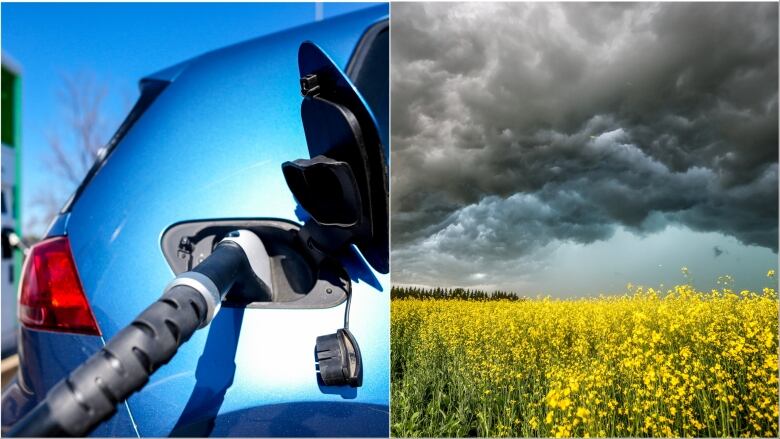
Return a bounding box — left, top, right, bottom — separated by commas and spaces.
10, 5, 389, 437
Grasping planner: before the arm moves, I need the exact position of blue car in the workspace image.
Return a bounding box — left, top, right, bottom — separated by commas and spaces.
1, 5, 389, 437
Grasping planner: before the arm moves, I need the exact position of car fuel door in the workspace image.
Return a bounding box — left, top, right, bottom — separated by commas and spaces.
282, 41, 389, 275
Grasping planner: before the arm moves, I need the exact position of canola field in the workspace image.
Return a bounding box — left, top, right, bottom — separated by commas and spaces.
391, 285, 779, 437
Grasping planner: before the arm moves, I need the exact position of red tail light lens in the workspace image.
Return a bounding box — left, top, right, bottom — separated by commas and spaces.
18, 236, 101, 335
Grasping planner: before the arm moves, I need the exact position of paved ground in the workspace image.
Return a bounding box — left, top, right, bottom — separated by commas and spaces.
1, 354, 19, 390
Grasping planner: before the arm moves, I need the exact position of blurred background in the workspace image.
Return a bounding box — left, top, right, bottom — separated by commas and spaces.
0, 1, 377, 383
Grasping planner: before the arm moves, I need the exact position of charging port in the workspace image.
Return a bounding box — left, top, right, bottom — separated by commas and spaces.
160, 219, 348, 309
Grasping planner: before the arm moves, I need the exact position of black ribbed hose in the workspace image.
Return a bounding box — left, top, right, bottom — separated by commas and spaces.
7, 242, 250, 437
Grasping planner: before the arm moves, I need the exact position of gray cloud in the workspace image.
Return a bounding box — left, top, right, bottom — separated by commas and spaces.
391, 2, 778, 287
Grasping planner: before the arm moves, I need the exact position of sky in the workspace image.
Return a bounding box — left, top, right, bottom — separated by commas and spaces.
1, 1, 377, 234
391, 2, 779, 296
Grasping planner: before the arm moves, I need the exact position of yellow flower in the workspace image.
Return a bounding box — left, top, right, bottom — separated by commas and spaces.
391, 284, 779, 437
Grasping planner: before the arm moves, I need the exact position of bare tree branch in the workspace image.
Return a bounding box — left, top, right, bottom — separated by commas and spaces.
44, 132, 83, 187
27, 71, 118, 234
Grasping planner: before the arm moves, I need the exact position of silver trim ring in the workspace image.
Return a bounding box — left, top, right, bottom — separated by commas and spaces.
164, 271, 221, 328
220, 230, 272, 290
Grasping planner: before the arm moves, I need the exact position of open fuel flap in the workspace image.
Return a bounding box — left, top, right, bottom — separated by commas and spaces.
284, 40, 388, 274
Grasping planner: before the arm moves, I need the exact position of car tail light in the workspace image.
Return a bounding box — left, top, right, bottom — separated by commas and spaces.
18, 236, 101, 335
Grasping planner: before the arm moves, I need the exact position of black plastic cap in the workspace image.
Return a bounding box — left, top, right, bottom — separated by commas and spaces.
315, 328, 362, 387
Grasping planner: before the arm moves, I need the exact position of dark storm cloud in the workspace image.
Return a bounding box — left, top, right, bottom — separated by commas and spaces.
391, 2, 778, 286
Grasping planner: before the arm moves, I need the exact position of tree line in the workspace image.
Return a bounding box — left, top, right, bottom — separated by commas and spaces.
391, 286, 524, 301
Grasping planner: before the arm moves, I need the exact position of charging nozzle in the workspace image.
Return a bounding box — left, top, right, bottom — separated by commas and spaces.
167, 229, 272, 327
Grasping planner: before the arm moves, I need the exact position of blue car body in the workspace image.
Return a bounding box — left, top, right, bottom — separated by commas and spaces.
2, 5, 389, 436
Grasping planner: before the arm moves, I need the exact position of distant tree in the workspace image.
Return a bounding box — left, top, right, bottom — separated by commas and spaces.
26, 72, 125, 234
391, 285, 524, 301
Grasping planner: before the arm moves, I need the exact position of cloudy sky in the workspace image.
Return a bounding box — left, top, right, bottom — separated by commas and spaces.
391, 2, 778, 296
